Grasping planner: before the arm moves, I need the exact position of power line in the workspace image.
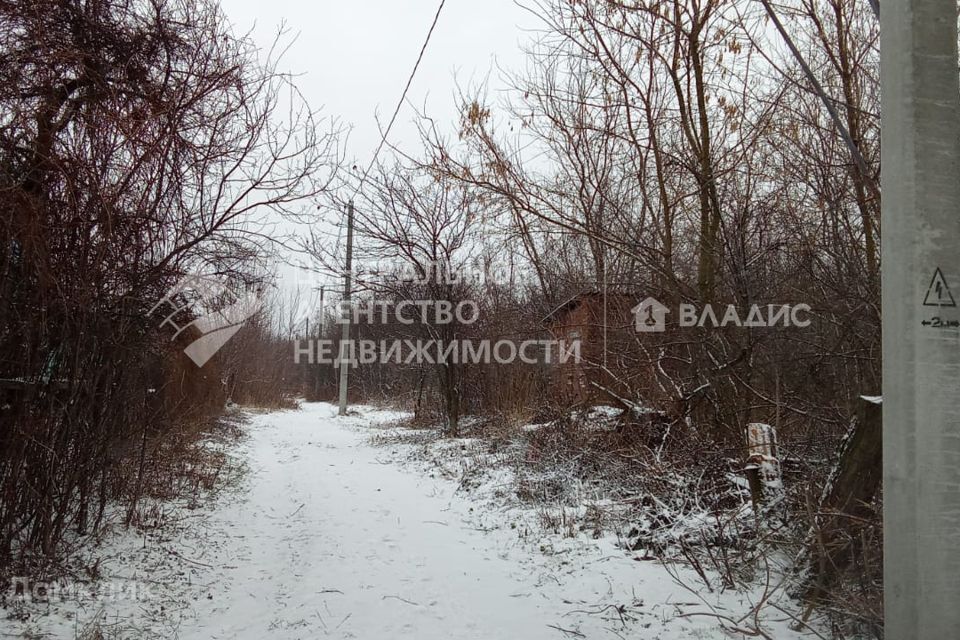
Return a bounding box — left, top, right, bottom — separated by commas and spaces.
333, 0, 446, 267
351, 0, 447, 201
759, 0, 879, 203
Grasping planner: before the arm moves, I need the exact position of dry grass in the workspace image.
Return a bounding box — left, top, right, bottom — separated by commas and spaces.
368, 403, 881, 639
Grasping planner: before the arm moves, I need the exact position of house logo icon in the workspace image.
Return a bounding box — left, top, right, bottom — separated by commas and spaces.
148, 274, 264, 367
632, 297, 669, 333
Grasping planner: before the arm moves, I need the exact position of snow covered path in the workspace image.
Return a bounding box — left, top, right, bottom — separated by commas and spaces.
177, 402, 805, 640
188, 402, 606, 639
185, 402, 643, 639
7, 402, 812, 639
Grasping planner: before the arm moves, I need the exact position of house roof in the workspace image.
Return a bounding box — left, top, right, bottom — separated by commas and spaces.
541, 289, 635, 325
541, 292, 592, 325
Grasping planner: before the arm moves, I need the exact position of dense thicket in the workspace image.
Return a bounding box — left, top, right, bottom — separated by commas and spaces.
0, 0, 333, 564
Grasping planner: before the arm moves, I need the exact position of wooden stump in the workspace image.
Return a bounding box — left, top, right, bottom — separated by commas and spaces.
801, 396, 882, 600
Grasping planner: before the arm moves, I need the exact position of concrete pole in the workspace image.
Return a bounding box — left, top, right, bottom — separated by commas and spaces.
313, 284, 325, 400
319, 285, 326, 331
882, 2, 960, 637
338, 201, 354, 416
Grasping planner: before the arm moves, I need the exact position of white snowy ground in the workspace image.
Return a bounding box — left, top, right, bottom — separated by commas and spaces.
4, 402, 816, 639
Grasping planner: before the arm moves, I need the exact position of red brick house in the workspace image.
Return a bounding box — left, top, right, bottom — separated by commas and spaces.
542, 291, 636, 405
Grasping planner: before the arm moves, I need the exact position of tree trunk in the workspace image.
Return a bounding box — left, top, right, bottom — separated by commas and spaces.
801, 396, 882, 599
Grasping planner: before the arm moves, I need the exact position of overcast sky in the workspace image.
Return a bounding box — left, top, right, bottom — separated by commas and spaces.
217, 0, 539, 310
220, 0, 537, 164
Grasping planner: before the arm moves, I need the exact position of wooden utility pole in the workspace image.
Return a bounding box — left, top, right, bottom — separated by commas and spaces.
338, 201, 354, 416
882, 2, 960, 637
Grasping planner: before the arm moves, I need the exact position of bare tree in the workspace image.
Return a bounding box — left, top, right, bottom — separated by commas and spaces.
0, 0, 339, 560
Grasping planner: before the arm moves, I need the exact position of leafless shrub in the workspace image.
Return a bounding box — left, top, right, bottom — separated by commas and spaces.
0, 0, 338, 568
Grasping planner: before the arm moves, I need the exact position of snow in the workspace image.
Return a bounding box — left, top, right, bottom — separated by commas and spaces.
584, 405, 621, 419
4, 402, 817, 639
